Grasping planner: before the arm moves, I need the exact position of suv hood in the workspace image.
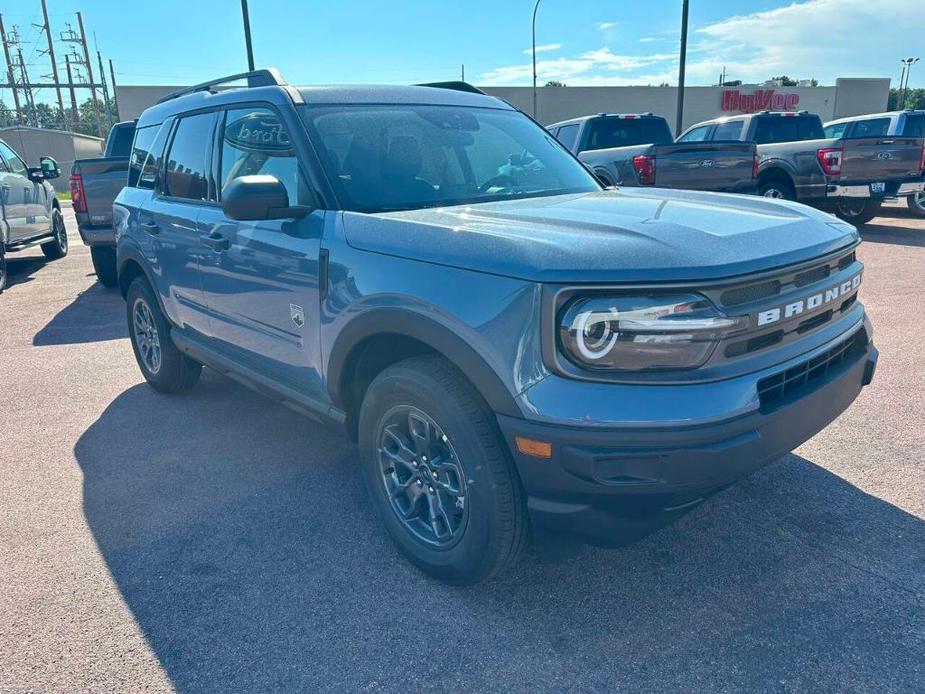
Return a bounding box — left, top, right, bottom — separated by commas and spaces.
342, 189, 859, 283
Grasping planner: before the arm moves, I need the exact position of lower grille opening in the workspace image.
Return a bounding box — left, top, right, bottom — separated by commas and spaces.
757, 331, 866, 406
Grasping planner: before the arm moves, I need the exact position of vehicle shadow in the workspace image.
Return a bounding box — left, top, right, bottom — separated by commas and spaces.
860, 220, 925, 248
74, 376, 925, 692
3, 255, 50, 290
33, 282, 126, 346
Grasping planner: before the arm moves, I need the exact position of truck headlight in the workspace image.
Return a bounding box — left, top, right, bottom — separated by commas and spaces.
558, 294, 747, 371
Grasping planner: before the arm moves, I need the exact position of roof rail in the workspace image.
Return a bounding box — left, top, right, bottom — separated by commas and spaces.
156, 68, 287, 104
415, 81, 486, 95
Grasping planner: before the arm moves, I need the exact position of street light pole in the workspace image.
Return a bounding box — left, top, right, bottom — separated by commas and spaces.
898, 64, 908, 109
675, 0, 690, 136
901, 57, 919, 109
241, 0, 255, 71
532, 0, 542, 120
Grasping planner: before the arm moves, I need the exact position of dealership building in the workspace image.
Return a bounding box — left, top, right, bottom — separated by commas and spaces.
115, 77, 891, 130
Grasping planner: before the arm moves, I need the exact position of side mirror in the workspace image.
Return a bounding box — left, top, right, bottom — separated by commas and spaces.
221, 175, 309, 221
40, 156, 61, 180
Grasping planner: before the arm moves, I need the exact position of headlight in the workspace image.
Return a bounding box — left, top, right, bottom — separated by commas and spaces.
559, 294, 747, 371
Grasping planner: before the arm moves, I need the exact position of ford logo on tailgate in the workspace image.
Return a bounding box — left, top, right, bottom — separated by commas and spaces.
876, 151, 892, 160
699, 159, 716, 168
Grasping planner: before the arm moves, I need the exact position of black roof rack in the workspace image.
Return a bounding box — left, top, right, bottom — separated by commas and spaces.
156, 68, 287, 104
415, 81, 486, 95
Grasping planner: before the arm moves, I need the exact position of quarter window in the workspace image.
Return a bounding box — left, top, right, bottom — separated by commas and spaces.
163, 113, 214, 201
220, 107, 306, 205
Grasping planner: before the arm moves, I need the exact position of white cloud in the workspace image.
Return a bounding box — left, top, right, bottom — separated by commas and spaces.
522, 43, 562, 55
480, 48, 675, 86
596, 22, 618, 30
638, 37, 659, 43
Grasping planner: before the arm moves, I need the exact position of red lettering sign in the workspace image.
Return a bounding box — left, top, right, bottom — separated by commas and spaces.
722, 89, 800, 113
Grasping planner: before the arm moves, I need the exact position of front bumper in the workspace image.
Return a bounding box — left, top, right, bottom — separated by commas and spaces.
827, 180, 925, 199
498, 325, 877, 548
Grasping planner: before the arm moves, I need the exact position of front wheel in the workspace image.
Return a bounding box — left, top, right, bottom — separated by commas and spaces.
0, 252, 7, 293
358, 356, 528, 584
90, 246, 118, 287
907, 192, 925, 218
40, 208, 68, 260
833, 198, 882, 225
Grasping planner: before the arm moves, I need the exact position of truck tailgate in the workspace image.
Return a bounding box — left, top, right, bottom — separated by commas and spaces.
838, 136, 924, 184
72, 157, 128, 227
651, 141, 756, 191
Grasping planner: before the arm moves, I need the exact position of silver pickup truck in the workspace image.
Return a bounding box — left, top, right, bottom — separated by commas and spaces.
679, 111, 925, 225
548, 113, 757, 193
70, 120, 135, 286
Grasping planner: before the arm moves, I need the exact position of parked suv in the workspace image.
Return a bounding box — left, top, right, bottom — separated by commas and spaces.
0, 138, 67, 293
823, 110, 925, 216
115, 70, 878, 584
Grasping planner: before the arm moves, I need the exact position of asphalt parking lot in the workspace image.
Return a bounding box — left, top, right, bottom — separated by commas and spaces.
1, 205, 923, 693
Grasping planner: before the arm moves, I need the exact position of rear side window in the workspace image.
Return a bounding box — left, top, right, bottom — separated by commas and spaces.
219, 107, 308, 205
902, 114, 925, 137
555, 124, 580, 151
823, 122, 848, 139
585, 118, 673, 150
163, 113, 214, 201
128, 126, 158, 187
712, 120, 744, 140
678, 125, 710, 142
851, 118, 891, 138
752, 116, 823, 144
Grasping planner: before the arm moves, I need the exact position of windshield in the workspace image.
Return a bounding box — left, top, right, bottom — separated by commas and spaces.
301, 104, 600, 212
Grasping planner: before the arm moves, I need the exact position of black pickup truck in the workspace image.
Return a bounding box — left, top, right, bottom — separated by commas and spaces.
679, 111, 925, 224
70, 120, 135, 285
548, 113, 757, 193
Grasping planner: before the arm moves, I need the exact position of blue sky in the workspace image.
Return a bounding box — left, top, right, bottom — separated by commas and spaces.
3, 0, 922, 105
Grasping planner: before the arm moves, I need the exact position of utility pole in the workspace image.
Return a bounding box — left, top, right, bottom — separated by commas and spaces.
532, 0, 542, 120
38, 0, 66, 127
109, 58, 119, 121
675, 0, 690, 136
241, 0, 255, 71
65, 53, 79, 124
16, 47, 37, 126
97, 50, 113, 127
461, 64, 465, 82
0, 14, 24, 125
76, 12, 103, 137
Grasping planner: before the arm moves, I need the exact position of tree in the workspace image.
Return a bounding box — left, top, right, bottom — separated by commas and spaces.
544, 80, 567, 87
75, 97, 118, 138
771, 75, 798, 86
888, 87, 925, 110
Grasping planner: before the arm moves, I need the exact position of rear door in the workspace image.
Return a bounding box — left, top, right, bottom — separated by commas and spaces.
196, 104, 326, 395
650, 141, 756, 191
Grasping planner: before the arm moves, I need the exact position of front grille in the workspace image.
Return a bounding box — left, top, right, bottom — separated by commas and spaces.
794, 265, 830, 287
720, 280, 781, 307
757, 331, 865, 406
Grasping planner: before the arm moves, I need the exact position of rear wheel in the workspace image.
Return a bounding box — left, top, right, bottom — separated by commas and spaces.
126, 276, 201, 392
834, 198, 882, 225
0, 251, 7, 293
90, 246, 118, 287
40, 208, 68, 260
907, 192, 925, 217
358, 356, 528, 584
758, 176, 796, 201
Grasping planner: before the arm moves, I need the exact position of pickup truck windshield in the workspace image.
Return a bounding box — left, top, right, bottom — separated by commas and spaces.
302, 105, 600, 212
584, 117, 674, 150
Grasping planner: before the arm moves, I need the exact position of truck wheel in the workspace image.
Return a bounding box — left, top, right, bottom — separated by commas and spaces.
126, 276, 201, 393
758, 177, 795, 201
40, 208, 69, 260
834, 199, 882, 225
907, 192, 925, 218
90, 246, 118, 287
0, 252, 7, 293
358, 355, 528, 584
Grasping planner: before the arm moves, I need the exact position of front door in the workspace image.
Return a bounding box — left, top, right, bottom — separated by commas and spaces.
197, 105, 325, 396
0, 140, 33, 243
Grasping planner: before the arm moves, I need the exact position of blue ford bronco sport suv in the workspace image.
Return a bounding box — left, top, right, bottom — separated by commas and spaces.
114, 70, 878, 584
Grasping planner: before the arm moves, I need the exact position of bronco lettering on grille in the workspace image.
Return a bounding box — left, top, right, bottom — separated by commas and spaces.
756, 272, 862, 326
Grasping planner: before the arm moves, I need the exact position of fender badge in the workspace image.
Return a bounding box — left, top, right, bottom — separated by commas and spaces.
290, 304, 305, 329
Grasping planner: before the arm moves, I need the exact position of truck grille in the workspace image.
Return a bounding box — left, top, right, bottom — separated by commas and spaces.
757, 330, 865, 406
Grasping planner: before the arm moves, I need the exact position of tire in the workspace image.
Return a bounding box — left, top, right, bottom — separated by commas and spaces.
358, 355, 528, 584
907, 192, 925, 218
0, 251, 7, 294
40, 207, 68, 260
90, 246, 118, 287
758, 176, 796, 201
126, 276, 202, 393
834, 198, 882, 225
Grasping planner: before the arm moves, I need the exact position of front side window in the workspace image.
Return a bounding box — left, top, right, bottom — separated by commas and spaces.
128, 126, 158, 187
852, 118, 891, 138
712, 120, 744, 141
0, 141, 27, 175
301, 104, 600, 213
163, 113, 214, 201
823, 122, 848, 139
678, 125, 710, 143
220, 107, 307, 205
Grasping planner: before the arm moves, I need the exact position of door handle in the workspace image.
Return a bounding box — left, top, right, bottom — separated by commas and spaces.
141, 220, 160, 235
200, 231, 230, 252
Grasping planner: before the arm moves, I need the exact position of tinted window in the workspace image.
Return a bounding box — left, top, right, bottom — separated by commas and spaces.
712, 120, 744, 140
752, 116, 823, 144
220, 107, 307, 205
106, 124, 135, 158
584, 117, 673, 150
137, 121, 173, 190
823, 122, 848, 139
163, 113, 214, 201
555, 124, 580, 151
302, 104, 599, 213
852, 118, 891, 138
128, 126, 158, 187
0, 140, 27, 175
901, 114, 924, 137
678, 125, 710, 142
